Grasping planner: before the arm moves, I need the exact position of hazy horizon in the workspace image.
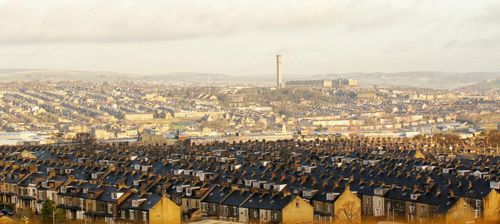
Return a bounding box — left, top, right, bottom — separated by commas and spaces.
1, 0, 500, 75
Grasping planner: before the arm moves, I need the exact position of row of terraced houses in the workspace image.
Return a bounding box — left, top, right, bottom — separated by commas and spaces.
0, 137, 499, 224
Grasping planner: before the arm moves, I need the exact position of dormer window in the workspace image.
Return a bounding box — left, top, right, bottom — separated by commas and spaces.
141, 165, 151, 172
132, 198, 146, 208
91, 172, 103, 180
410, 194, 420, 200
374, 188, 384, 196
490, 181, 500, 189
252, 181, 263, 189
263, 183, 272, 190
302, 190, 312, 198
326, 193, 338, 201
245, 180, 254, 187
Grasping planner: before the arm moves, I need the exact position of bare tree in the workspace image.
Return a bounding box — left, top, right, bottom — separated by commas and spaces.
335, 200, 361, 224
49, 132, 65, 146
74, 132, 96, 145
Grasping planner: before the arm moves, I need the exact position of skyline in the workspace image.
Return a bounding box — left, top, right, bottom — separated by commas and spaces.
0, 0, 500, 75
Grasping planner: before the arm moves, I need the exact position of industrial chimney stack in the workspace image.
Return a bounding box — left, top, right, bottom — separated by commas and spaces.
276, 54, 282, 88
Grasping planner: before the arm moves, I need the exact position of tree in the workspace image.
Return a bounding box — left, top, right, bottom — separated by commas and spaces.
486, 130, 500, 155
487, 130, 500, 147
413, 134, 427, 141
73, 132, 96, 145
41, 200, 65, 224
433, 133, 460, 147
50, 132, 65, 146
335, 200, 361, 224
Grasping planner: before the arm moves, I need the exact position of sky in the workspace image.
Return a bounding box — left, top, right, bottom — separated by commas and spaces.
0, 0, 499, 75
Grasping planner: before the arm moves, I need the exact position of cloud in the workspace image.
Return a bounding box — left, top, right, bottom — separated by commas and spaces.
0, 0, 350, 44
474, 2, 500, 25
445, 36, 500, 49
0, 0, 499, 74
0, 0, 434, 45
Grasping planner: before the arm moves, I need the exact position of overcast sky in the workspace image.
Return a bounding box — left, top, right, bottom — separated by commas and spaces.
1, 0, 499, 75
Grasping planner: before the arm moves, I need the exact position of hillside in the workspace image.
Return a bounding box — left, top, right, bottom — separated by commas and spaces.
1, 69, 499, 89
310, 72, 500, 89
457, 79, 500, 92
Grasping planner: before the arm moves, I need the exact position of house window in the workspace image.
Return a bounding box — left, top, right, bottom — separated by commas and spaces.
224, 206, 228, 215
143, 211, 148, 221
474, 209, 480, 218
129, 210, 134, 220
409, 205, 416, 213
327, 204, 332, 213
253, 210, 258, 218
273, 212, 279, 220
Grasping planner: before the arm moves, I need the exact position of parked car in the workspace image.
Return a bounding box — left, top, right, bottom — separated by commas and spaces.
1, 208, 14, 215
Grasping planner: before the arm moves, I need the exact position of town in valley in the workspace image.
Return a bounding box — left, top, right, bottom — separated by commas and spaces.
1, 1, 499, 224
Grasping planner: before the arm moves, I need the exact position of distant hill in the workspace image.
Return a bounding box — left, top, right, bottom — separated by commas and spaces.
0, 69, 275, 85
309, 72, 500, 89
140, 73, 263, 84
1, 69, 499, 89
0, 69, 132, 82
457, 79, 500, 92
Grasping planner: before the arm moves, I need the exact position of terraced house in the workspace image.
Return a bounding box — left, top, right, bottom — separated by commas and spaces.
0, 136, 497, 224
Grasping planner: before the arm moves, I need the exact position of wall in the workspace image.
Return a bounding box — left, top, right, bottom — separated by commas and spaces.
334, 188, 361, 224
445, 197, 475, 224
282, 196, 314, 224
483, 190, 500, 223
149, 196, 181, 224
